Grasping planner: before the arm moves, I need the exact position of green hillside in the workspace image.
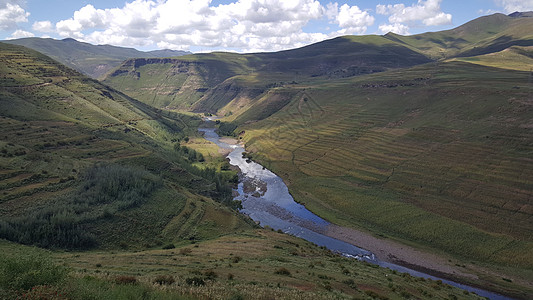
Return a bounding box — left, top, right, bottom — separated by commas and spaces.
384, 13, 533, 59
3, 37, 190, 79
3, 11, 533, 299
0, 42, 247, 251
104, 52, 259, 110
1, 232, 487, 300
451, 45, 533, 71
103, 35, 431, 111
106, 12, 533, 298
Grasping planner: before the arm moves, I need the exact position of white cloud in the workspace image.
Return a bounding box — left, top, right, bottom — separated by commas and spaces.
478, 9, 499, 15
7, 29, 34, 39
0, 1, 29, 30
377, 0, 451, 35
32, 20, 53, 32
495, 0, 533, 13
334, 4, 375, 34
379, 23, 410, 35
47, 0, 378, 52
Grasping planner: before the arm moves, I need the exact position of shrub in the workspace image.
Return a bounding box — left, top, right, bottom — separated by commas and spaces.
153, 275, 175, 285
185, 277, 205, 286
203, 270, 217, 280
17, 285, 67, 300
218, 122, 237, 136
400, 290, 412, 298
342, 279, 357, 290
274, 267, 291, 276
162, 244, 175, 250
229, 294, 244, 300
114, 276, 137, 285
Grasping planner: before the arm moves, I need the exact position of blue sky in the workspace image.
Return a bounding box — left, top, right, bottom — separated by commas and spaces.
1, 0, 532, 52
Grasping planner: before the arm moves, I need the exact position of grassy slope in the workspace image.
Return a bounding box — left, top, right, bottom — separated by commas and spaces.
385, 13, 533, 59
0, 42, 249, 250
103, 53, 259, 110
3, 38, 190, 79
1, 234, 486, 300
238, 61, 533, 297
451, 45, 533, 71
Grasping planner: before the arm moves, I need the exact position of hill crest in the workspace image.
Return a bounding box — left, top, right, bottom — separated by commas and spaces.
3, 37, 191, 79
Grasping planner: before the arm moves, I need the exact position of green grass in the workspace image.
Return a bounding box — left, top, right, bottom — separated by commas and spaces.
1, 236, 488, 300
452, 46, 533, 71
0, 240, 194, 299
45, 229, 488, 300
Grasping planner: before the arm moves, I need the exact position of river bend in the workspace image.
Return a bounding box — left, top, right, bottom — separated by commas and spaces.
199, 125, 509, 300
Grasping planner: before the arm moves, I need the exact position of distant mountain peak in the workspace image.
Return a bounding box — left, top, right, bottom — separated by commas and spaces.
62, 38, 77, 42
508, 11, 533, 18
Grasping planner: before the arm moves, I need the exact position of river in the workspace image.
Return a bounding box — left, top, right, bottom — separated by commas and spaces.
199, 124, 510, 300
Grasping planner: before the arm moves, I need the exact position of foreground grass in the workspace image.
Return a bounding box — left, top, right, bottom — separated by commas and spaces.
1, 232, 488, 300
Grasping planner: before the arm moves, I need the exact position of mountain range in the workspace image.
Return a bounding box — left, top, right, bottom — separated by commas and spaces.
3, 37, 190, 79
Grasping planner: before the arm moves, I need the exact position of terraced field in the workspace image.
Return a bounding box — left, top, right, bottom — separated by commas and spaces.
239, 61, 533, 296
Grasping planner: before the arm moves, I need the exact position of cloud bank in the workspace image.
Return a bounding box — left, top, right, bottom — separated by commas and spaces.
377, 0, 452, 34
0, 0, 29, 31
495, 0, 533, 13
21, 0, 458, 52
31, 0, 377, 52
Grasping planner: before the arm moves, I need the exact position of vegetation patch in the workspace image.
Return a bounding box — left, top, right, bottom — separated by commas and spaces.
0, 164, 161, 249
0, 251, 67, 293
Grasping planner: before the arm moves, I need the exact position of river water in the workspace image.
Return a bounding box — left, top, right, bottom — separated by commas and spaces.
199, 125, 510, 300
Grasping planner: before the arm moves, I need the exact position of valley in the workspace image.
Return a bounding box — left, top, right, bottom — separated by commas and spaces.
1, 11, 532, 300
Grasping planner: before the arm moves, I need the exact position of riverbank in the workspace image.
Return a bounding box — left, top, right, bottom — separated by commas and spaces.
325, 224, 475, 279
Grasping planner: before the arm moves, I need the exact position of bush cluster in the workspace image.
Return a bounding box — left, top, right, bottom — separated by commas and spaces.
0, 164, 162, 249
174, 142, 204, 162
217, 122, 238, 137
0, 252, 67, 292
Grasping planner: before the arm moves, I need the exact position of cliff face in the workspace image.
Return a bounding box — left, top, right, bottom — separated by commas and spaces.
104, 58, 220, 109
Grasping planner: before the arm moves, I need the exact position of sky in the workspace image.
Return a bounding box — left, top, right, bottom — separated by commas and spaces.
1, 0, 533, 53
